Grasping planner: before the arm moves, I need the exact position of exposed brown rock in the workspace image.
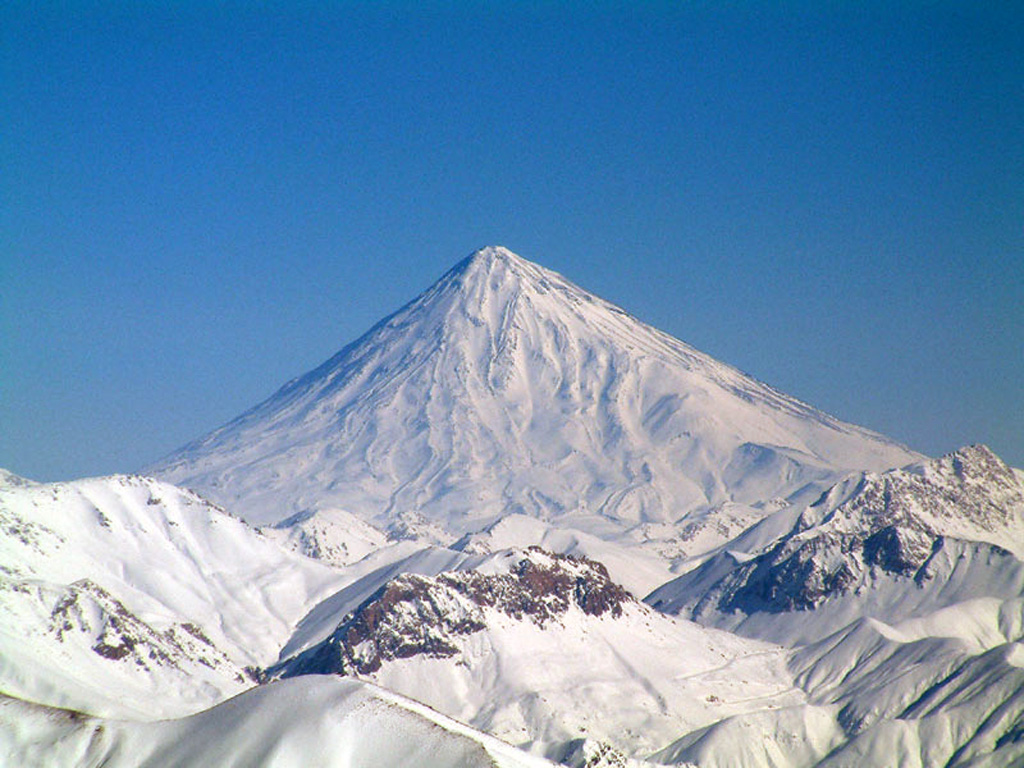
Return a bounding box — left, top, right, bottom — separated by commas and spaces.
279, 548, 634, 678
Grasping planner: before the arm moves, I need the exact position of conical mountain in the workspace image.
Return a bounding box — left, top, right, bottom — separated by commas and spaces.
151, 246, 920, 535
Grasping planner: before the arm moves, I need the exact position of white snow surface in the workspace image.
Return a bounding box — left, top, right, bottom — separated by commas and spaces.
150, 247, 920, 537
275, 548, 804, 760
453, 513, 674, 595
261, 507, 391, 567
361, 602, 801, 760
0, 676, 555, 768
0, 471, 347, 718
650, 610, 1024, 767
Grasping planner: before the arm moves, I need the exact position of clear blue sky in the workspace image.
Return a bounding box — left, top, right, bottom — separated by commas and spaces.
2, 2, 1022, 480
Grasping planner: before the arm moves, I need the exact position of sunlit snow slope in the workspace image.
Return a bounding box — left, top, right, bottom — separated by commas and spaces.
0, 677, 554, 768
152, 247, 920, 536
0, 471, 345, 719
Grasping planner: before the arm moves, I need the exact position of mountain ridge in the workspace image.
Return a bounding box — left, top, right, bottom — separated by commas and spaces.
270, 546, 802, 761
646, 444, 1024, 646
0, 470, 346, 719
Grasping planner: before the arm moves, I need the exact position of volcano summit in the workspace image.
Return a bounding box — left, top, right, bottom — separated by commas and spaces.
151, 247, 919, 539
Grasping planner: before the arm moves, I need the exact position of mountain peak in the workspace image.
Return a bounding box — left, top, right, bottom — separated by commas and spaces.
151, 246, 921, 529
466, 245, 521, 266
945, 444, 1012, 483
275, 546, 634, 678
448, 245, 546, 294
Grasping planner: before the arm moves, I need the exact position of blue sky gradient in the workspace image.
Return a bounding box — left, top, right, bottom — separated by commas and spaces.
2, 2, 1022, 479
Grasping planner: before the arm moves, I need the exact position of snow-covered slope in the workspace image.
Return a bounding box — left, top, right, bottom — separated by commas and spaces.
653, 616, 1024, 767
452, 513, 674, 596
150, 246, 920, 538
0, 677, 555, 768
647, 445, 1024, 647
635, 445, 1024, 766
0, 471, 346, 718
261, 507, 391, 568
273, 547, 803, 761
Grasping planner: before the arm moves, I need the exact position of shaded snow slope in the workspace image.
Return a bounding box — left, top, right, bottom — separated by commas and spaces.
653, 619, 1024, 768
0, 471, 346, 718
0, 677, 555, 768
151, 246, 919, 534
274, 548, 802, 760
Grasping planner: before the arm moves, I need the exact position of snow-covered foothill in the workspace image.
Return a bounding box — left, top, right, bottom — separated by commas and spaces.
261, 507, 391, 567
0, 471, 346, 718
453, 513, 674, 596
651, 616, 1024, 767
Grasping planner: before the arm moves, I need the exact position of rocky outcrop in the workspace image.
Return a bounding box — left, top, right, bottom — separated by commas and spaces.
439, 548, 633, 623
278, 548, 634, 677
44, 578, 241, 678
650, 445, 1024, 619
798, 444, 1024, 539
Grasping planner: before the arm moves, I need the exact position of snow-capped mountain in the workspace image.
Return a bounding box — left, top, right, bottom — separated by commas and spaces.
646, 445, 1024, 646
150, 247, 920, 543
272, 547, 803, 761
7, 247, 1021, 767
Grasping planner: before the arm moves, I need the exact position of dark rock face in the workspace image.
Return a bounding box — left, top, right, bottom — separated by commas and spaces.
283, 574, 487, 676
716, 534, 860, 614
440, 548, 632, 624
46, 579, 238, 677
279, 548, 634, 677
712, 526, 951, 616
862, 526, 935, 575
